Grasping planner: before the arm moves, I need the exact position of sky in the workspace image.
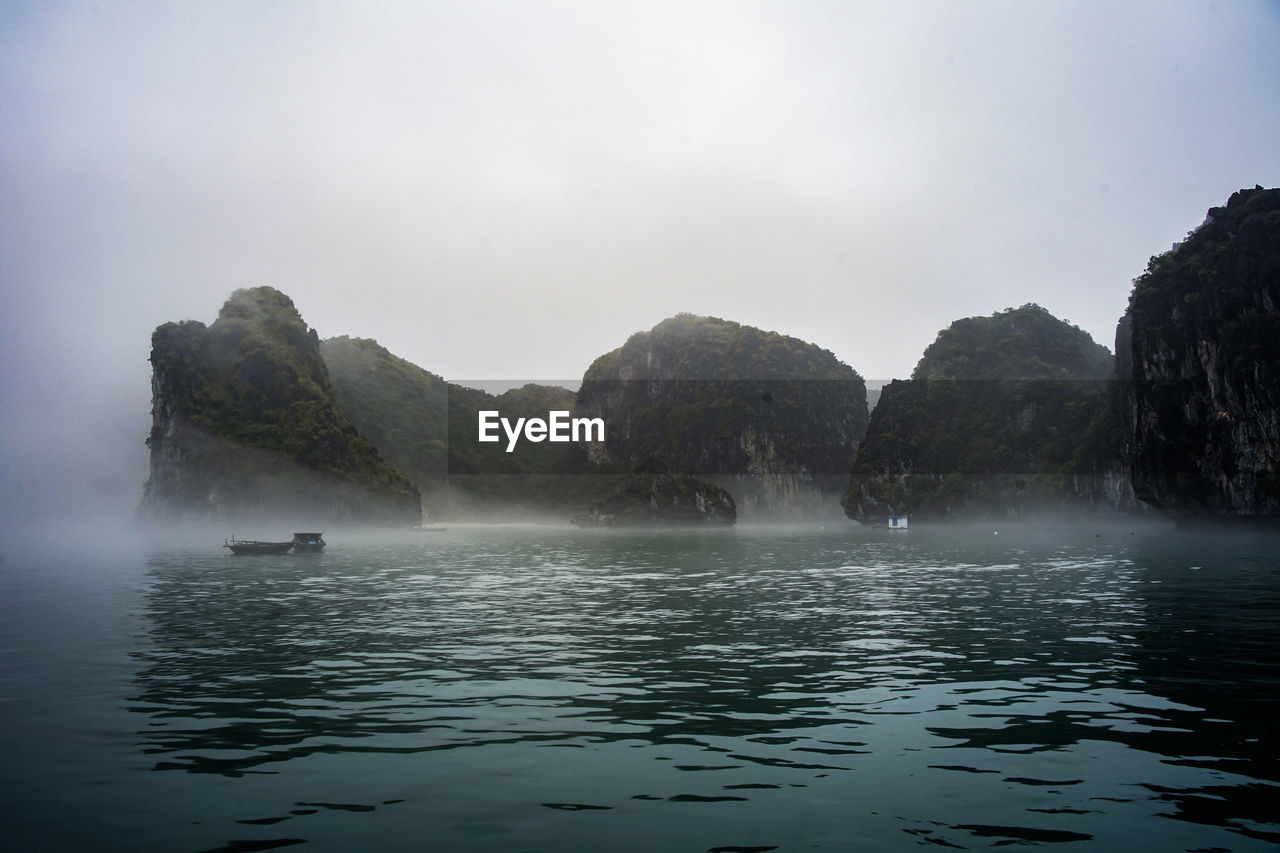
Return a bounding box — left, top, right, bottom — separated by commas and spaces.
1, 0, 1278, 521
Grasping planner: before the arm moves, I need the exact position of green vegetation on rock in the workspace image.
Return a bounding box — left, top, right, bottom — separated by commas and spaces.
320, 336, 450, 489
913, 304, 1113, 381
140, 288, 420, 523
321, 336, 624, 517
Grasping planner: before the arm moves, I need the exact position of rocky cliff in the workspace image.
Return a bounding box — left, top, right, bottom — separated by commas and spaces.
574, 314, 867, 517
139, 288, 421, 523
572, 460, 736, 527
1123, 186, 1280, 520
843, 304, 1135, 521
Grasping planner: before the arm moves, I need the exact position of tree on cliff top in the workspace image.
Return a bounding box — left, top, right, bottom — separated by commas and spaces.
576, 314, 867, 486
583, 313, 857, 382
912, 303, 1114, 381
845, 304, 1120, 520
1127, 185, 1280, 379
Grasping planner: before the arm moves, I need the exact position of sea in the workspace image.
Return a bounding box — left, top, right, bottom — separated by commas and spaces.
1, 520, 1278, 851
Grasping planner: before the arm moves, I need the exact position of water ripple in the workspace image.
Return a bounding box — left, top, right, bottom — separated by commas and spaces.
118, 524, 1280, 850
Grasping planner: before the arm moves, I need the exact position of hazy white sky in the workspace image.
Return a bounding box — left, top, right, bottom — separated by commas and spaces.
2, 0, 1278, 519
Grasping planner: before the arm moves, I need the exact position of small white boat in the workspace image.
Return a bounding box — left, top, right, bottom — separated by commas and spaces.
888, 515, 909, 530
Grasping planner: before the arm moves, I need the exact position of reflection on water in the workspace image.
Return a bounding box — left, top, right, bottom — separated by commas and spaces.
124, 524, 1280, 850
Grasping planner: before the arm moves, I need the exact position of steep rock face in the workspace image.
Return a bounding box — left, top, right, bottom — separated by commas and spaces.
139, 288, 420, 523
844, 305, 1135, 521
1124, 186, 1280, 519
574, 314, 867, 518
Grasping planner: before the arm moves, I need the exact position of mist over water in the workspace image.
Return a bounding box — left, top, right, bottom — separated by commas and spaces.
2, 520, 1278, 851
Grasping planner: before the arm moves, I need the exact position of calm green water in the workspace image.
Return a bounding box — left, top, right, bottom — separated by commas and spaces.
2, 521, 1278, 851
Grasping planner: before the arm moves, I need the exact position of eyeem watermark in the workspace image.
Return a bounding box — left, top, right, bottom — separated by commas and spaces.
478, 410, 605, 452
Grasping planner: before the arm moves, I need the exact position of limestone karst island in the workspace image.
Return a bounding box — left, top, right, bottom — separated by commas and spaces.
139, 186, 1280, 527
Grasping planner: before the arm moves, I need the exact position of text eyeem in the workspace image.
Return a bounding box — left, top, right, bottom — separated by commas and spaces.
478, 410, 606, 452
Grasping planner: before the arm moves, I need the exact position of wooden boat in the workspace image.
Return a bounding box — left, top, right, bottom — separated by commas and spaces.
291, 532, 326, 552
224, 537, 293, 555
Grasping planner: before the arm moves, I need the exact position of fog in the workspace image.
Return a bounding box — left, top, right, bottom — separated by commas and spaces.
2, 1, 1278, 530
